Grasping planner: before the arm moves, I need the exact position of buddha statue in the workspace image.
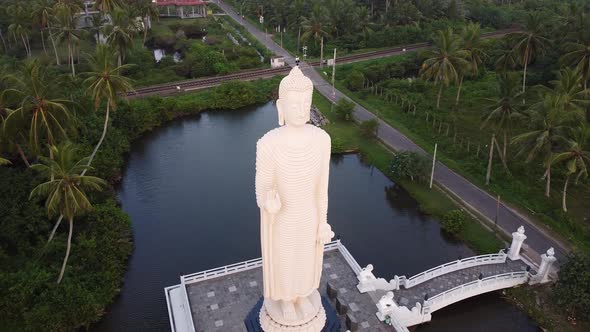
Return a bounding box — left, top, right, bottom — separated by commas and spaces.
255, 67, 334, 331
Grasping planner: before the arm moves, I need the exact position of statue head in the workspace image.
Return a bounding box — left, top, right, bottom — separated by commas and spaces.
276, 67, 313, 127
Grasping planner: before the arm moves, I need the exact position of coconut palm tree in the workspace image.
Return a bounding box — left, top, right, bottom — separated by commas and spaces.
104, 9, 141, 66
52, 4, 82, 76
456, 22, 487, 106
134, 0, 159, 44
561, 38, 590, 92
82, 44, 134, 173
509, 13, 549, 100
6, 2, 32, 57
419, 28, 469, 109
3, 60, 72, 158
355, 6, 375, 46
301, 5, 329, 45
537, 67, 588, 118
30, 143, 106, 283
550, 128, 589, 212
495, 44, 517, 73
32, 0, 63, 65
94, 0, 123, 13
512, 95, 571, 197
482, 72, 523, 163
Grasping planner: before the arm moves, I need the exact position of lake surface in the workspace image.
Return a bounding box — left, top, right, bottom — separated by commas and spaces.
93, 102, 539, 331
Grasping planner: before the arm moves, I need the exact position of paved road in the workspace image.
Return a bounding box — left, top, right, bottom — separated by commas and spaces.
215, 1, 569, 265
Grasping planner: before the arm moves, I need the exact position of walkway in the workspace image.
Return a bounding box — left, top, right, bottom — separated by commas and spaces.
391, 259, 528, 308
214, 0, 569, 264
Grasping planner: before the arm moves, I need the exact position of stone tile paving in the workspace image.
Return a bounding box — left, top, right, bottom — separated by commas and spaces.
386, 259, 530, 309
186, 249, 392, 331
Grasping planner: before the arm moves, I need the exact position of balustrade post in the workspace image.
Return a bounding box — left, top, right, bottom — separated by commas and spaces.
534, 248, 557, 283
508, 226, 527, 260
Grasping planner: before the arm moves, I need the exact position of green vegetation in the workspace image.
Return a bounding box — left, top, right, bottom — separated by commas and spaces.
225, 0, 532, 59
442, 210, 467, 235
329, 3, 590, 252
0, 65, 279, 329
505, 252, 590, 332
389, 151, 430, 183
334, 98, 355, 121
312, 90, 503, 254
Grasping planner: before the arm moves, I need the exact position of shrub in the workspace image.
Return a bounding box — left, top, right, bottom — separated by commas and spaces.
442, 210, 466, 235
389, 151, 430, 182
335, 98, 355, 121
346, 70, 365, 91
360, 119, 379, 139
551, 252, 590, 321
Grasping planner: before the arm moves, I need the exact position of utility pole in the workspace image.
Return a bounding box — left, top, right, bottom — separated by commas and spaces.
297, 27, 301, 56
331, 48, 336, 97
430, 143, 437, 189
495, 195, 501, 229
320, 37, 324, 69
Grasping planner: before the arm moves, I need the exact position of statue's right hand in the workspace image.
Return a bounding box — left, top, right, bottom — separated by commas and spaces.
264, 190, 281, 215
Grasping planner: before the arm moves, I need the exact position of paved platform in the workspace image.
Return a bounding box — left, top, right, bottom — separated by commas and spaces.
184, 248, 390, 332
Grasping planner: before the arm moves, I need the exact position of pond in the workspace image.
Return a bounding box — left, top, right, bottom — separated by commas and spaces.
93, 102, 539, 332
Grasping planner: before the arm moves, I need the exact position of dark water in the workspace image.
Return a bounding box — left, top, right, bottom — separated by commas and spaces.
93, 102, 539, 331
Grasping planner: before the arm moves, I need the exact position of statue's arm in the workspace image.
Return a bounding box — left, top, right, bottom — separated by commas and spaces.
318, 134, 331, 226
255, 139, 274, 211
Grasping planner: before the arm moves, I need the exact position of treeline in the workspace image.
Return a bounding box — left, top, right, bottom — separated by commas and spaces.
228, 0, 547, 55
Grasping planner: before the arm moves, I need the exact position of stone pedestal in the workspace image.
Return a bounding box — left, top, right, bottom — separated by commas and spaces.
508, 226, 527, 260
245, 295, 340, 332
260, 290, 326, 332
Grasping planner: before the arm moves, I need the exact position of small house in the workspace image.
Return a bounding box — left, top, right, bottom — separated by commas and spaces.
156, 0, 208, 19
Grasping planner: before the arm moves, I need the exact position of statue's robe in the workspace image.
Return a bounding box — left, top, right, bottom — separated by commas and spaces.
255, 125, 331, 301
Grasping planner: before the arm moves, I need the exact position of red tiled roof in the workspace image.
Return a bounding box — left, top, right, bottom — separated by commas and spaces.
156, 0, 206, 6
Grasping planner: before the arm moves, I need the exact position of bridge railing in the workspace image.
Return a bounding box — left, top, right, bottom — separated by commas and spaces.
422, 271, 529, 315
400, 253, 507, 289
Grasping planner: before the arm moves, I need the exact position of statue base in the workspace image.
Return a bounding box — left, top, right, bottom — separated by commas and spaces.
244, 296, 341, 332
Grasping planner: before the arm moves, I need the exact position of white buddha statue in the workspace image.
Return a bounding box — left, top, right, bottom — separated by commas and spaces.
255, 67, 334, 331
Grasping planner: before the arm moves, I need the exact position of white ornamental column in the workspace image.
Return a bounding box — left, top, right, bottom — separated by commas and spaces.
508, 226, 527, 260
536, 248, 557, 283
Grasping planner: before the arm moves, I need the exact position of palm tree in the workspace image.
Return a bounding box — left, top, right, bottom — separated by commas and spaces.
537, 67, 588, 118
512, 95, 570, 197
33, 0, 61, 64
134, 0, 159, 44
30, 143, 106, 283
419, 28, 469, 109
82, 44, 134, 174
104, 9, 141, 66
495, 44, 517, 73
52, 4, 82, 76
3, 60, 72, 157
561, 38, 590, 91
509, 13, 549, 100
456, 22, 486, 106
355, 6, 375, 46
6, 2, 32, 57
550, 128, 589, 212
482, 73, 522, 164
94, 0, 123, 13
301, 5, 329, 46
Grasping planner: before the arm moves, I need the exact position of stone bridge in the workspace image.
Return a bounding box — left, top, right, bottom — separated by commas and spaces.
356, 226, 558, 331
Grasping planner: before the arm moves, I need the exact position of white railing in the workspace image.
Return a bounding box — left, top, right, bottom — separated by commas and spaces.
182, 257, 263, 284
181, 240, 343, 285
390, 316, 411, 332
423, 271, 529, 314
164, 285, 180, 332
335, 240, 362, 274
400, 253, 507, 289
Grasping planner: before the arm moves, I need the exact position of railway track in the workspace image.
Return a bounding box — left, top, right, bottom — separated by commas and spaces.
129, 28, 519, 98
